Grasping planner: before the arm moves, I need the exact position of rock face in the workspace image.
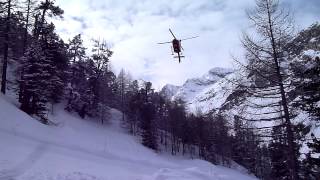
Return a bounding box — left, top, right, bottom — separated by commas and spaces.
160, 84, 181, 100
161, 67, 234, 113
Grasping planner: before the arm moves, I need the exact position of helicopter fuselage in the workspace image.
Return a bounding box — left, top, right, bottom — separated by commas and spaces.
172, 39, 181, 53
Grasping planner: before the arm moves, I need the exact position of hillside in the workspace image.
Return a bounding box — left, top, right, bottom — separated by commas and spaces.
0, 95, 256, 180
163, 24, 320, 117
161, 67, 234, 113
161, 24, 320, 152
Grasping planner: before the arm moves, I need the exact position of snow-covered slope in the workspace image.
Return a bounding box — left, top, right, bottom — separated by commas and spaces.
163, 67, 233, 112
160, 84, 181, 100
0, 95, 256, 180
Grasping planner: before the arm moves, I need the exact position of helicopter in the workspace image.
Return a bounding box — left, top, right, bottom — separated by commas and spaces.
158, 29, 198, 63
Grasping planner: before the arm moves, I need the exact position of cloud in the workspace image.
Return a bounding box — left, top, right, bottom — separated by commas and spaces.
54, 0, 319, 89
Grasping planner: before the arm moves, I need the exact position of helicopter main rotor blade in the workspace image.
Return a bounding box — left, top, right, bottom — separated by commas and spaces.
178, 40, 184, 51
157, 41, 171, 44
169, 28, 177, 39
180, 36, 199, 41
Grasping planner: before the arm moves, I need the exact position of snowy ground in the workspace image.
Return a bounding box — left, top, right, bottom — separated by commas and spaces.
0, 95, 257, 180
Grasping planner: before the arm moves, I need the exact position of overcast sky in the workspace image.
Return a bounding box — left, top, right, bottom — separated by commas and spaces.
54, 0, 319, 89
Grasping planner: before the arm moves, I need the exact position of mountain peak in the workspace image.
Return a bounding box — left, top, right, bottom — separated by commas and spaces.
161, 67, 234, 104
160, 84, 181, 100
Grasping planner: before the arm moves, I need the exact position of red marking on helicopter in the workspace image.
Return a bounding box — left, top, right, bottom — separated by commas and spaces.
158, 29, 198, 63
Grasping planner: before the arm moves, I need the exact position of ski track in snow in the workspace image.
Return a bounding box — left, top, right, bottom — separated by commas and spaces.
0, 143, 47, 180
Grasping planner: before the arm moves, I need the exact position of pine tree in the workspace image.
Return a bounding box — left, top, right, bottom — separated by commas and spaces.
21, 0, 37, 52
126, 80, 141, 135
302, 134, 320, 179
64, 34, 90, 114
139, 82, 157, 150
0, 0, 16, 94
117, 68, 130, 121
205, 114, 231, 165
91, 39, 112, 76
232, 116, 261, 174
90, 39, 113, 108
140, 102, 157, 150
20, 41, 51, 122
269, 125, 290, 179
291, 55, 320, 120
168, 98, 186, 155
67, 34, 86, 87
34, 0, 63, 39
40, 24, 68, 105
240, 0, 299, 178
68, 34, 86, 63
18, 0, 37, 102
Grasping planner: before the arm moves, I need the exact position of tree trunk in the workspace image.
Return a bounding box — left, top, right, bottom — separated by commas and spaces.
266, 3, 298, 179
19, 0, 31, 102
1, 0, 11, 94
23, 0, 31, 52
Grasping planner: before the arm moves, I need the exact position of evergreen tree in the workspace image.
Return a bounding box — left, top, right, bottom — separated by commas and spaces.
117, 68, 131, 121
302, 134, 320, 179
68, 34, 86, 63
269, 125, 290, 179
19, 41, 51, 122
21, 0, 37, 52
67, 34, 86, 87
126, 80, 141, 135
168, 98, 186, 155
232, 116, 261, 173
42, 24, 69, 104
0, 0, 17, 94
139, 82, 157, 150
206, 114, 231, 165
34, 0, 63, 38
291, 55, 320, 120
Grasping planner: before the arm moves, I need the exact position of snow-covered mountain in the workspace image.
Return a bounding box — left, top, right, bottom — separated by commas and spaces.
161, 67, 234, 113
160, 84, 181, 100
162, 25, 320, 118
161, 24, 320, 153
0, 94, 256, 180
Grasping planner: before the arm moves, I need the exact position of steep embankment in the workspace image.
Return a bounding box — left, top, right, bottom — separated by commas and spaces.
0, 95, 256, 180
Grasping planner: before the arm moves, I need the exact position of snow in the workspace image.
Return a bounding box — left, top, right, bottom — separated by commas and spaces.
165, 65, 320, 149
303, 49, 320, 58
0, 95, 256, 180
309, 37, 317, 43
166, 67, 238, 114
171, 67, 233, 106
160, 84, 181, 100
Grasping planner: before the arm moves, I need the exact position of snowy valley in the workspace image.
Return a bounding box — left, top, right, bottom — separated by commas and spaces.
0, 0, 319, 179
0, 95, 256, 180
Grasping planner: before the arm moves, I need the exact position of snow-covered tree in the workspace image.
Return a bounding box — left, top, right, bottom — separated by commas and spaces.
19, 41, 51, 122
68, 34, 86, 63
